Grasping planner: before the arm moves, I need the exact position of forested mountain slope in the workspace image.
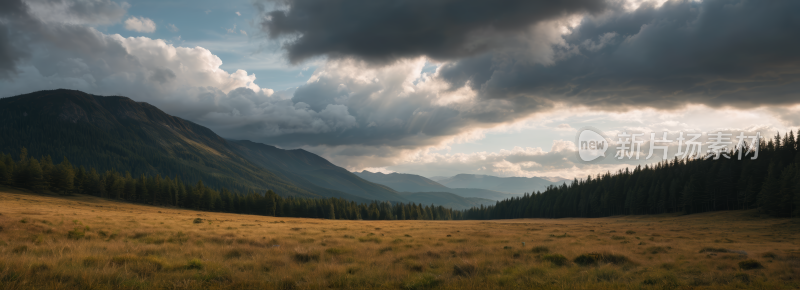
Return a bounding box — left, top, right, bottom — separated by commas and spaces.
0, 89, 359, 199
464, 134, 800, 219
229, 141, 408, 202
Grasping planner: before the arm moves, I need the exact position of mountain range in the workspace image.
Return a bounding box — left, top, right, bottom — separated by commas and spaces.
431, 174, 570, 195
0, 89, 498, 209
353, 171, 514, 201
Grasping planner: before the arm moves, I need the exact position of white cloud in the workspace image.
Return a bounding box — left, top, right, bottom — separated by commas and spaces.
240, 30, 247, 36
124, 16, 156, 33
167, 24, 179, 32
236, 11, 241, 16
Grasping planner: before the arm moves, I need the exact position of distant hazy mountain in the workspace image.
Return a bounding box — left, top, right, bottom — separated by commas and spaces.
352, 171, 449, 192
432, 174, 570, 195
397, 192, 495, 210
354, 171, 514, 201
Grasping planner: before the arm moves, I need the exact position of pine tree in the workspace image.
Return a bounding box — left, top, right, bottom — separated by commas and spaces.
758, 162, 782, 216
51, 157, 75, 195
26, 158, 46, 192
328, 203, 335, 220
0, 159, 11, 185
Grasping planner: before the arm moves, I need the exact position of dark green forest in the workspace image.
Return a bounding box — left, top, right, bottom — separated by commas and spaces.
463, 131, 800, 219
0, 147, 462, 221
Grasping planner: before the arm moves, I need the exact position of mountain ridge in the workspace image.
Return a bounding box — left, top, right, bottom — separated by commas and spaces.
431, 174, 570, 195
0, 89, 491, 208
353, 171, 515, 201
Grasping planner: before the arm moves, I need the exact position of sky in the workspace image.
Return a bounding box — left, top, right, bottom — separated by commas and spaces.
1, 0, 799, 180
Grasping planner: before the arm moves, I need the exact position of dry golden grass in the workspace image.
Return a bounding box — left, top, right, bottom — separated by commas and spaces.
0, 186, 799, 289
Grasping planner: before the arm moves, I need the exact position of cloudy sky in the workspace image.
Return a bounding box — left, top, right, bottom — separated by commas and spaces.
2, 0, 798, 179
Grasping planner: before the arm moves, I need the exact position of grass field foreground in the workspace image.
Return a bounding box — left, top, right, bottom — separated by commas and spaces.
0, 187, 799, 289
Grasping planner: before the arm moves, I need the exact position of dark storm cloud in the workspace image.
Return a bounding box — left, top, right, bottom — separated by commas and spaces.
258, 0, 608, 63
439, 0, 800, 109
0, 0, 31, 79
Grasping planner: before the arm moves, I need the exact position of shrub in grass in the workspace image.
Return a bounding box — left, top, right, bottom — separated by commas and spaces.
83, 256, 101, 267
67, 227, 85, 240
29, 263, 50, 274
379, 246, 393, 254
641, 276, 660, 285
601, 253, 632, 265
224, 249, 252, 259
575, 253, 633, 266
542, 254, 569, 266
611, 235, 625, 240
293, 252, 321, 263
574, 254, 597, 266
193, 218, 203, 224
358, 236, 382, 243
405, 262, 424, 272
699, 247, 730, 253
626, 230, 636, 234
453, 264, 477, 277
404, 234, 412, 237
647, 246, 669, 254
186, 259, 203, 270
325, 247, 348, 255
531, 246, 549, 254
738, 260, 764, 270
12, 245, 28, 254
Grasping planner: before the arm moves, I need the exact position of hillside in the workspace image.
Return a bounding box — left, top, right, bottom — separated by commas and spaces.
0, 89, 364, 200
433, 174, 568, 195
354, 171, 514, 200
463, 132, 800, 219
230, 141, 407, 202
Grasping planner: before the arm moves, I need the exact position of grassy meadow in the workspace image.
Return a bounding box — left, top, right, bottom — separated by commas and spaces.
0, 186, 799, 290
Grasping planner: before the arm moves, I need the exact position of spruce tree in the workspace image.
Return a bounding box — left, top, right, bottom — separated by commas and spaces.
0, 160, 10, 185
328, 203, 335, 220
758, 162, 782, 216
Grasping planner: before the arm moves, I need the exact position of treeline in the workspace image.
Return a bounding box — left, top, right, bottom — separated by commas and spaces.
464, 131, 800, 219
0, 148, 462, 220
